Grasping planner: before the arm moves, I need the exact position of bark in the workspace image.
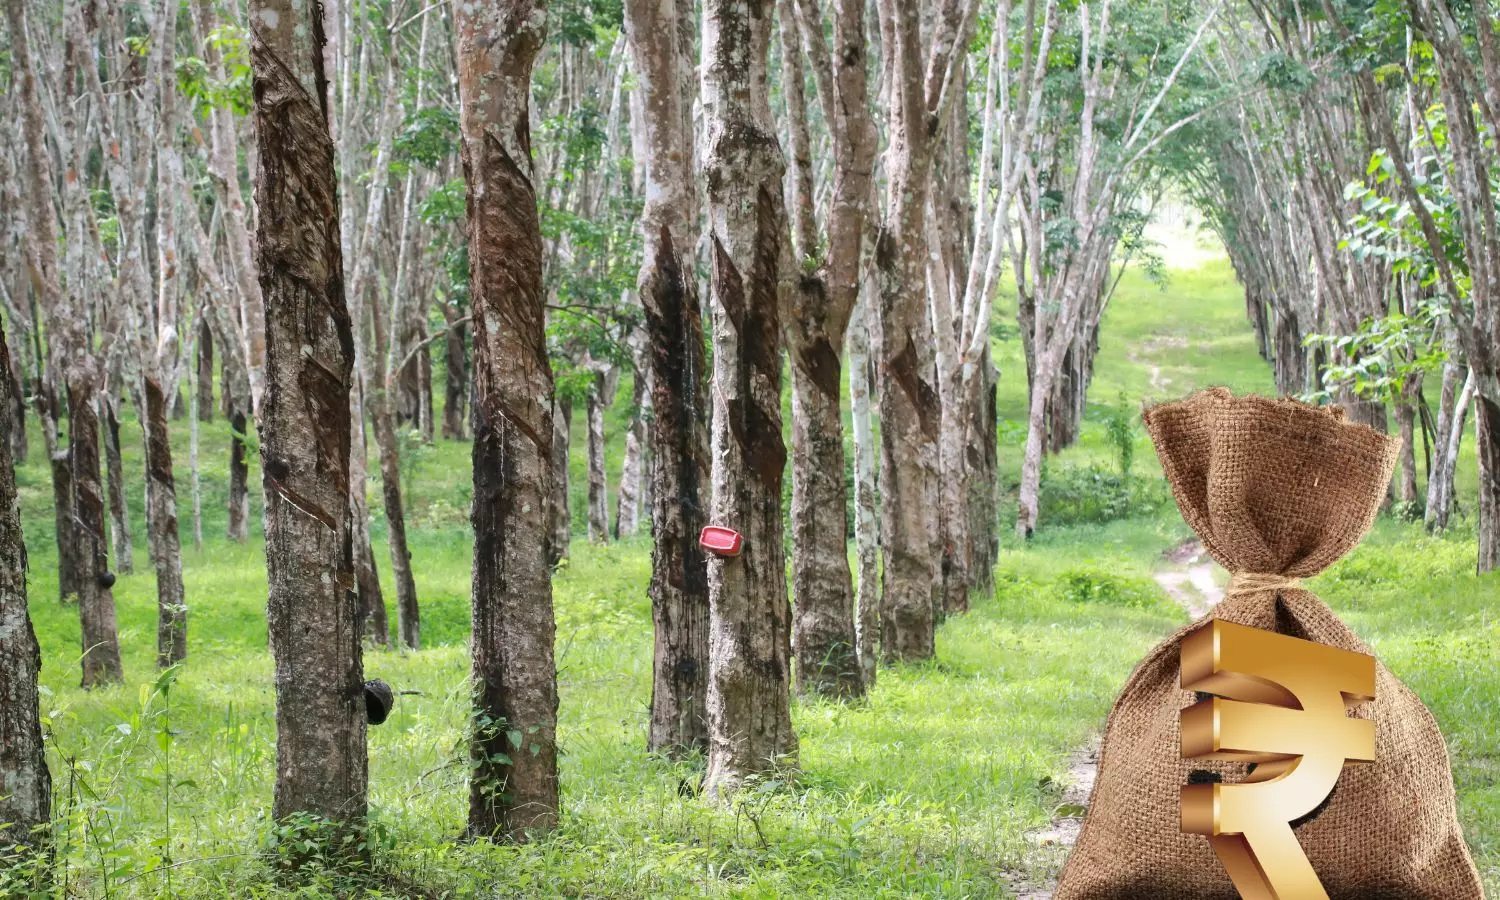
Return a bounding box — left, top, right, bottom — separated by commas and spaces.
46, 407, 78, 605
70, 386, 124, 688
586, 368, 616, 542
144, 378, 187, 667
1479, 394, 1500, 572
455, 0, 558, 841
249, 0, 367, 830
351, 385, 388, 647
3, 328, 24, 464
624, 0, 712, 756
0, 318, 48, 858
197, 317, 215, 423
373, 403, 420, 649
441, 312, 468, 440
226, 389, 252, 543
104, 399, 134, 575
1397, 380, 1421, 508
549, 396, 571, 567
847, 288, 880, 688
1426, 360, 1467, 531
614, 341, 649, 540
700, 0, 797, 799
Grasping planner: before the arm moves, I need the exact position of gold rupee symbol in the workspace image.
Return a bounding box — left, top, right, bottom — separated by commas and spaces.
1180, 619, 1376, 900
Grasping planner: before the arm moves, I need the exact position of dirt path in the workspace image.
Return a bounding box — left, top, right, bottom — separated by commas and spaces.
1005, 540, 1221, 898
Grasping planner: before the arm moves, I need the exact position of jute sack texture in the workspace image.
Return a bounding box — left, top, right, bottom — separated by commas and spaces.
1054, 388, 1483, 900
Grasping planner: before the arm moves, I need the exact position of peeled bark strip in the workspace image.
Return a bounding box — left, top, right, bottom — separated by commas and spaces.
0, 318, 49, 858
549, 397, 571, 567
104, 399, 134, 575
145, 379, 187, 667
701, 0, 797, 799
624, 0, 712, 756
455, 0, 558, 841
249, 0, 367, 829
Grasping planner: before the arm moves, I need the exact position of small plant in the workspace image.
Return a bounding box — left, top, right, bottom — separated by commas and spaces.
1058, 568, 1162, 609
1104, 392, 1137, 476
1039, 463, 1166, 527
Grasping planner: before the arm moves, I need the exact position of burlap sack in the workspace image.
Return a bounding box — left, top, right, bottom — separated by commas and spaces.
1055, 389, 1484, 900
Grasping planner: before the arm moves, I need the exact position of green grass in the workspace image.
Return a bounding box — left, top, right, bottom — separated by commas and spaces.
6, 236, 1497, 895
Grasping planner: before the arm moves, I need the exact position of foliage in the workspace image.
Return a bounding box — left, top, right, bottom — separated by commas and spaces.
176, 27, 254, 116
1057, 567, 1165, 610
1302, 299, 1449, 407
1039, 462, 1167, 527
1103, 393, 1137, 476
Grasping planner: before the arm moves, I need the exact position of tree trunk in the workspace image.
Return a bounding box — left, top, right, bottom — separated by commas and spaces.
70, 386, 124, 687
104, 398, 134, 575
1016, 357, 1057, 540
442, 313, 468, 440
614, 351, 648, 539
700, 0, 797, 799
625, 0, 712, 757
144, 378, 187, 667
197, 318, 215, 423
373, 406, 420, 649
1478, 390, 1500, 573
46, 412, 78, 604
586, 369, 614, 542
417, 334, 434, 443
455, 0, 558, 841
1396, 381, 1420, 508
847, 290, 880, 688
1426, 360, 1466, 530
3, 329, 25, 464
0, 318, 47, 860
967, 352, 999, 600
249, 0, 367, 832
227, 402, 252, 542
350, 384, 388, 647
549, 396, 572, 567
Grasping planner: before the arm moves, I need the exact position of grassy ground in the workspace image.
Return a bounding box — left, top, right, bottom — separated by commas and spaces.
7, 236, 1497, 896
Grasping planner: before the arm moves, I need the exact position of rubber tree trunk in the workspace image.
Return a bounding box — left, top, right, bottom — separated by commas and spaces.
1396, 382, 1420, 508
549, 397, 571, 568
70, 386, 123, 687
455, 0, 558, 841
249, 0, 367, 833
1479, 391, 1500, 573
46, 412, 78, 604
104, 399, 134, 575
349, 385, 388, 646
227, 404, 251, 542
624, 0, 712, 757
0, 318, 48, 860
196, 318, 215, 422
586, 369, 614, 542
700, 0, 797, 800
4, 331, 25, 464
847, 292, 880, 688
441, 314, 468, 440
144, 379, 187, 667
1426, 362, 1468, 531
614, 350, 648, 540
372, 403, 420, 649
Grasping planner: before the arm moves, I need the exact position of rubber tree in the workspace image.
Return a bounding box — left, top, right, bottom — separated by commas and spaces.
454, 0, 559, 840
248, 0, 368, 833
779, 0, 878, 697
624, 0, 714, 755
699, 0, 799, 799
0, 316, 48, 862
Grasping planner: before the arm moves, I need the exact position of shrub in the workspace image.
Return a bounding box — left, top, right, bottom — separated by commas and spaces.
1058, 568, 1163, 609
1039, 463, 1167, 527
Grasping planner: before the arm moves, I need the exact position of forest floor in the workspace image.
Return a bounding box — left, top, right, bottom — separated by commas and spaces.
9, 243, 1498, 897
